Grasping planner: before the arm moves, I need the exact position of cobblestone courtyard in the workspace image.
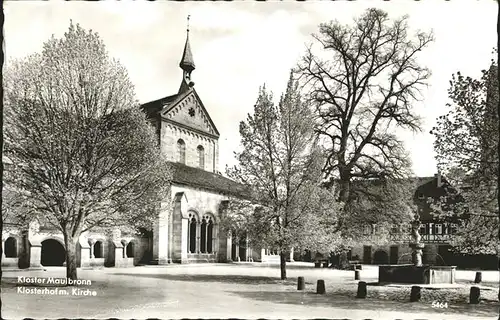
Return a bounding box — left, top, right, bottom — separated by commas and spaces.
2, 263, 499, 319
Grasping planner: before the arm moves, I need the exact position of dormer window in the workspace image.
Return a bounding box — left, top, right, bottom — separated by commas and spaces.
177, 139, 186, 164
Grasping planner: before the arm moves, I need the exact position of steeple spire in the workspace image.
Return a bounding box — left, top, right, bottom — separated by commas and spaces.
180, 15, 195, 76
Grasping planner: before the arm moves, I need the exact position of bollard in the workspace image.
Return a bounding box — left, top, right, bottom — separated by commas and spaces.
297, 276, 305, 290
410, 286, 421, 302
470, 286, 480, 304
354, 270, 360, 280
356, 281, 367, 298
474, 271, 482, 284
316, 279, 326, 294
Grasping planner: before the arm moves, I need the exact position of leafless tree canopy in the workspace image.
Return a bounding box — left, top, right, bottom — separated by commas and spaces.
297, 8, 434, 199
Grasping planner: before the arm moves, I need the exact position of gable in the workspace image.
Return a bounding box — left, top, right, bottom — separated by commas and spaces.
161, 89, 220, 137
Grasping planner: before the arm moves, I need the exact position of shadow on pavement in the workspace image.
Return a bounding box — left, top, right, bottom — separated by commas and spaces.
112, 272, 304, 286
229, 290, 499, 318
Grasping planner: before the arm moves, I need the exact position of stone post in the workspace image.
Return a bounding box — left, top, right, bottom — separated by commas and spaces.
356, 281, 367, 298
474, 272, 482, 284
470, 286, 480, 304
354, 270, 360, 280
297, 277, 305, 290
410, 286, 421, 302
316, 280, 325, 294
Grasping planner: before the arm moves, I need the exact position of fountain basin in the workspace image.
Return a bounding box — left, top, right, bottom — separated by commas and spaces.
379, 264, 456, 284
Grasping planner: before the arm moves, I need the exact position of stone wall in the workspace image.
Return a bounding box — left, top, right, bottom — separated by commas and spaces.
351, 243, 444, 266
161, 120, 218, 172
2, 221, 148, 269
166, 184, 231, 263
2, 231, 22, 268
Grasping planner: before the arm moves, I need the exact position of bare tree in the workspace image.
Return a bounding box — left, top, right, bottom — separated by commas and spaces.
3, 22, 170, 280
296, 8, 434, 202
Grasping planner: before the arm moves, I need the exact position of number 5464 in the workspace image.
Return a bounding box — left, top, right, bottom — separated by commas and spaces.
432, 301, 448, 308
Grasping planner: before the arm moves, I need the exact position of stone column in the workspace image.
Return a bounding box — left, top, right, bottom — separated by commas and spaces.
27, 222, 42, 269
29, 240, 42, 268
225, 233, 232, 262
88, 239, 96, 258
168, 209, 173, 263
245, 238, 249, 262
121, 240, 128, 258
212, 224, 218, 254
196, 222, 201, 253
202, 222, 208, 253
78, 236, 91, 268
180, 218, 189, 263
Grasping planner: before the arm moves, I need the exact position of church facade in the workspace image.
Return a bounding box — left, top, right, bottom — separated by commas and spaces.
1, 28, 264, 269
141, 28, 263, 264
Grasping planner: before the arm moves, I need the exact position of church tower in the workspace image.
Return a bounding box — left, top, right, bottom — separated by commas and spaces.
179, 15, 196, 94
141, 16, 220, 173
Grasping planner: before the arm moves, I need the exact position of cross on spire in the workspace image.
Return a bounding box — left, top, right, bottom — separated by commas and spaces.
187, 15, 190, 33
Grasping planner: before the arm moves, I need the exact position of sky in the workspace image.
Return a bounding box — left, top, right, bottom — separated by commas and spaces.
4, 1, 498, 177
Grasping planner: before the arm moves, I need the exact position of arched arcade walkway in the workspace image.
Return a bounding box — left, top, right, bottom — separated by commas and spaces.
41, 239, 66, 266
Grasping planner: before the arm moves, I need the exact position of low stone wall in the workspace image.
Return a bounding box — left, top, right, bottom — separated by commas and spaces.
1, 257, 19, 268
89, 258, 105, 268
379, 264, 427, 284
186, 253, 217, 263
379, 265, 456, 284
428, 266, 456, 284
115, 257, 134, 268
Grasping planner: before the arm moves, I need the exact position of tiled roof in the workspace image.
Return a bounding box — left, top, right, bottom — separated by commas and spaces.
167, 161, 252, 199
141, 94, 179, 119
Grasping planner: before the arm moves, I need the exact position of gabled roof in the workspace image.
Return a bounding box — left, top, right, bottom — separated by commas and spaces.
141, 87, 220, 138
167, 161, 251, 199
162, 88, 220, 137
141, 94, 178, 119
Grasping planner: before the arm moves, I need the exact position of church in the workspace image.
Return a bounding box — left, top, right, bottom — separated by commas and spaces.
140, 26, 259, 264
1, 25, 268, 269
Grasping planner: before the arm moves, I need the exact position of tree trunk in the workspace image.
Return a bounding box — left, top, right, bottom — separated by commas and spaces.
64, 234, 79, 282
279, 251, 287, 280
338, 177, 350, 203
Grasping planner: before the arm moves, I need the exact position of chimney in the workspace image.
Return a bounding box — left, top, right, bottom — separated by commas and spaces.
435, 173, 442, 188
